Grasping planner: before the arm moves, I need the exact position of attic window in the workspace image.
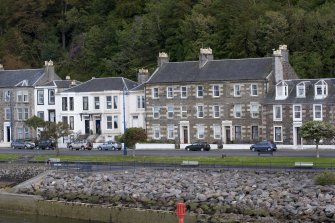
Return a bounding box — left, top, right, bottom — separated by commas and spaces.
315, 80, 328, 99
275, 81, 288, 100
22, 80, 28, 86
296, 82, 305, 98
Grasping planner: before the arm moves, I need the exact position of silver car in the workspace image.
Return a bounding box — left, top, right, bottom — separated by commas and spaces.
97, 141, 122, 151
11, 140, 35, 149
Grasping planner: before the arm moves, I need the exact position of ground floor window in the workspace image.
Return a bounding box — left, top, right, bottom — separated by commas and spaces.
274, 126, 282, 142
213, 124, 221, 139
252, 126, 258, 140
197, 125, 205, 139
235, 126, 241, 141
153, 126, 160, 139
17, 127, 29, 139
167, 125, 174, 139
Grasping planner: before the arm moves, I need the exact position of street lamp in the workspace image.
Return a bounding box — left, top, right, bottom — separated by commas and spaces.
123, 85, 128, 156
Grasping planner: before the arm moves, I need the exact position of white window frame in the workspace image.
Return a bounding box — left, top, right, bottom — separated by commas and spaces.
213, 85, 220, 97
69, 116, 74, 130
197, 124, 205, 139
37, 111, 44, 120
62, 97, 68, 111
107, 96, 112, 109
107, 116, 113, 129
197, 105, 204, 118
17, 91, 29, 102
234, 126, 241, 141
167, 105, 174, 119
167, 86, 173, 98
213, 124, 221, 139
137, 96, 145, 109
5, 108, 10, 120
167, 125, 174, 139
152, 87, 159, 99
5, 90, 10, 102
153, 125, 160, 139
315, 80, 328, 99
250, 103, 259, 118
313, 104, 323, 121
181, 106, 187, 118
274, 126, 283, 142
296, 82, 305, 98
234, 84, 241, 97
113, 115, 118, 129
113, 96, 118, 109
251, 126, 259, 140
48, 89, 55, 105
181, 86, 187, 98
37, 90, 44, 105
153, 107, 160, 119
273, 105, 282, 121
197, 85, 204, 98
234, 104, 241, 118
83, 96, 89, 110
213, 105, 220, 118
275, 81, 288, 100
250, 84, 258, 96
293, 104, 302, 121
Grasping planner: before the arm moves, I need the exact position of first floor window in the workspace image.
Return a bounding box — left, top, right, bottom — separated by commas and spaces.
69, 97, 74, 111
37, 90, 44, 105
197, 105, 204, 118
17, 108, 28, 120
153, 126, 160, 139
48, 89, 55, 105
293, 104, 302, 121
273, 105, 282, 121
213, 105, 220, 118
197, 125, 205, 139
17, 128, 29, 139
37, 111, 44, 120
167, 105, 174, 118
274, 126, 282, 142
167, 125, 174, 139
107, 116, 113, 129
234, 104, 241, 118
107, 96, 112, 109
181, 86, 187, 98
213, 125, 221, 139
250, 103, 259, 118
113, 96, 118, 109
69, 116, 74, 130
5, 108, 10, 120
252, 126, 259, 140
62, 116, 68, 125
313, 104, 322, 120
181, 106, 187, 118
114, 115, 118, 129
83, 97, 88, 110
94, 97, 100, 109
153, 107, 160, 119
235, 126, 241, 141
62, 97, 68, 111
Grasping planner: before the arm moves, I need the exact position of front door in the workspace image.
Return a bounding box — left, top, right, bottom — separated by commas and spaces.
226, 127, 231, 143
85, 120, 90, 135
6, 126, 10, 142
183, 126, 188, 144
96, 120, 101, 134
296, 127, 301, 145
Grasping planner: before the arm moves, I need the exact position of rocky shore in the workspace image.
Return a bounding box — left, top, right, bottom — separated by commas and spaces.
14, 168, 335, 223
0, 164, 48, 185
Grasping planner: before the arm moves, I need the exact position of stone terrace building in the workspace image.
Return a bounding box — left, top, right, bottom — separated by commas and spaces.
145, 45, 298, 145
264, 78, 335, 146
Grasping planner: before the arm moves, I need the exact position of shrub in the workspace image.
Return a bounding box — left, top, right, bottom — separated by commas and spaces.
124, 128, 147, 148
314, 171, 335, 185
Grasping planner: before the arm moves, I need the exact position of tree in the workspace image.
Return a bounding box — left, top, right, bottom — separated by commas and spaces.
300, 121, 335, 158
25, 115, 45, 131
123, 127, 147, 149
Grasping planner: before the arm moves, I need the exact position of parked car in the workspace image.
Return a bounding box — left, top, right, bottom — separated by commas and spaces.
250, 140, 277, 152
11, 139, 35, 149
68, 140, 92, 150
97, 141, 122, 151
185, 141, 211, 151
35, 139, 56, 150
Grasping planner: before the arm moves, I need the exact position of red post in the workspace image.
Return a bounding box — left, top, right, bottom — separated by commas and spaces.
176, 202, 186, 223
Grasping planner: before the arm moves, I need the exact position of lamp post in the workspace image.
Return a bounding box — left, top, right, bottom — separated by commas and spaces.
123, 86, 128, 156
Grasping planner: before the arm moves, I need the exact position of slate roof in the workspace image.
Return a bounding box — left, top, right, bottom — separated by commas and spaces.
0, 69, 45, 87
63, 77, 139, 93
147, 57, 273, 84
38, 80, 82, 88
265, 79, 335, 104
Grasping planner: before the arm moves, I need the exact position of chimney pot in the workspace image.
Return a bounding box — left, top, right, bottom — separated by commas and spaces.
66, 76, 70, 80
199, 47, 213, 68
157, 52, 169, 67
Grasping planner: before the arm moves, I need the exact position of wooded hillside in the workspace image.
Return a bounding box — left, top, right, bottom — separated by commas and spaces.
0, 0, 334, 81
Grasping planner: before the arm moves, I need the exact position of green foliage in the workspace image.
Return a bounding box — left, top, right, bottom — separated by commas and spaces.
314, 171, 335, 186
2, 0, 335, 79
300, 121, 335, 144
123, 127, 146, 148
25, 115, 45, 130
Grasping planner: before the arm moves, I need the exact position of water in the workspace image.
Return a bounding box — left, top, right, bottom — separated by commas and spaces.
0, 210, 101, 223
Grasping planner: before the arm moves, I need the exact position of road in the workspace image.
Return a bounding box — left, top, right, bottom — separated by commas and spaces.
0, 147, 333, 157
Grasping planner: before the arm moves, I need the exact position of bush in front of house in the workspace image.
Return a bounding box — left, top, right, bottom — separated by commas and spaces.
314, 171, 335, 185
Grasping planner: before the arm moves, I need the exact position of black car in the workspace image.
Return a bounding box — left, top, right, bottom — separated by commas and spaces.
35, 139, 56, 150
250, 140, 277, 152
185, 142, 211, 151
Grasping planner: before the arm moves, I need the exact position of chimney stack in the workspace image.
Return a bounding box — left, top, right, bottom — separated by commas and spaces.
137, 68, 149, 84
66, 76, 71, 80
44, 60, 55, 82
199, 48, 213, 68
273, 45, 289, 82
157, 52, 169, 67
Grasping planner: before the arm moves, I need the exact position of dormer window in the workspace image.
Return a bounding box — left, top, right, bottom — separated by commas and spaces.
275, 81, 288, 100
315, 80, 328, 99
296, 82, 305, 98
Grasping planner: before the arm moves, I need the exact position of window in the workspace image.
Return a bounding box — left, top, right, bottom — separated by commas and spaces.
213, 85, 220, 97
315, 80, 328, 99
213, 105, 220, 118
252, 126, 258, 140
234, 104, 241, 118
94, 97, 100, 109
5, 108, 10, 120
234, 84, 241, 97
37, 90, 44, 105
273, 105, 282, 121
106, 96, 112, 109
250, 103, 259, 118
276, 81, 288, 100
37, 111, 44, 120
153, 126, 160, 139
296, 83, 305, 98
153, 107, 160, 119
17, 91, 28, 102
197, 105, 204, 118
293, 104, 302, 121
181, 86, 187, 98
137, 96, 145, 109
197, 125, 205, 139
213, 125, 221, 139
17, 108, 28, 120
167, 125, 174, 139
62, 97, 68, 111
17, 127, 29, 140
197, 86, 203, 97
167, 87, 173, 98
107, 116, 113, 129
49, 110, 55, 122
113, 96, 118, 109
69, 97, 74, 111
5, 90, 10, 102
251, 84, 258, 96
114, 115, 118, 129
152, 87, 159, 98
313, 104, 322, 120
181, 106, 187, 118
167, 105, 174, 118
274, 126, 282, 142
235, 126, 241, 141
62, 116, 68, 125
83, 97, 88, 110
48, 90, 55, 105
69, 116, 74, 130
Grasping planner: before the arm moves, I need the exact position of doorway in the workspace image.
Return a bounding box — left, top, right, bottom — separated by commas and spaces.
6, 126, 10, 142
183, 126, 189, 144
85, 120, 90, 135
96, 120, 101, 134
225, 127, 231, 143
